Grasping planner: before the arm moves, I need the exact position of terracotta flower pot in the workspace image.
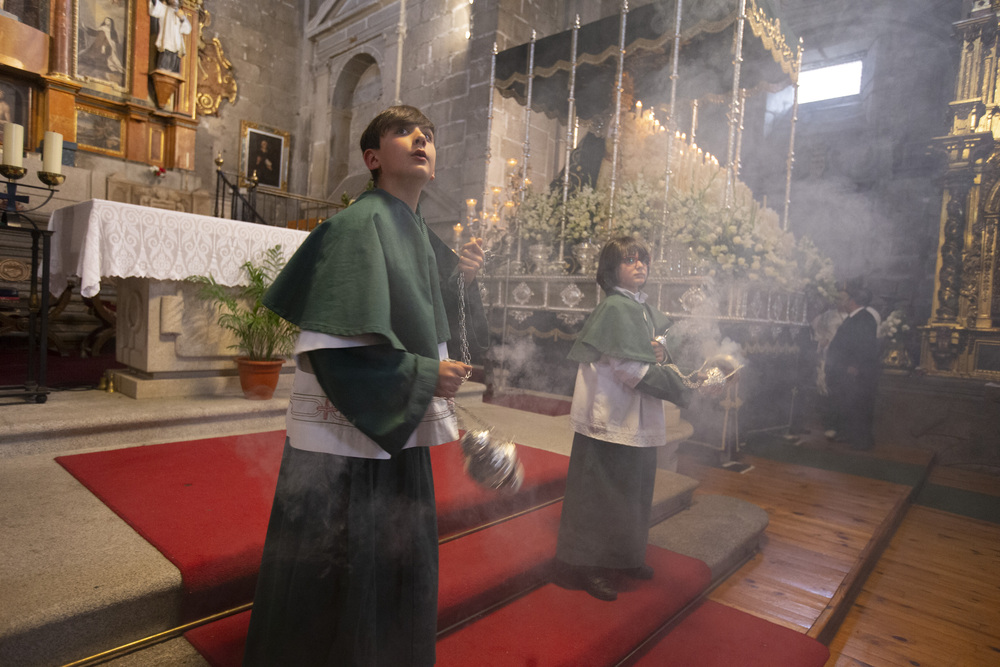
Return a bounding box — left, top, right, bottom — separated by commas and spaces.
235, 357, 284, 400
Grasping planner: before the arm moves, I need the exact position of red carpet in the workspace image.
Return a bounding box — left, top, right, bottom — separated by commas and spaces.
438, 501, 563, 630
186, 501, 567, 667
184, 610, 251, 667
482, 390, 572, 416
432, 439, 569, 537
631, 599, 830, 666
177, 458, 822, 667
186, 593, 831, 667
56, 431, 286, 619
436, 544, 711, 667
56, 431, 569, 619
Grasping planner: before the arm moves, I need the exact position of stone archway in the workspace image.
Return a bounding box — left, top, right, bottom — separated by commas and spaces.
328, 53, 382, 199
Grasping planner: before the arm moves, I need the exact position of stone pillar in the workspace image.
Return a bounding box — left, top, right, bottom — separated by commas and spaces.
47, 0, 73, 77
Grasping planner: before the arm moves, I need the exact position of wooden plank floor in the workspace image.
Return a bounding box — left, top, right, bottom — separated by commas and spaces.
678, 448, 1000, 667
677, 453, 916, 633
825, 506, 1000, 666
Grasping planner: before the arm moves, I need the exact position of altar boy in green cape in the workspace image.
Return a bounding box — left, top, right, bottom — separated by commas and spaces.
553, 236, 694, 603
243, 105, 487, 667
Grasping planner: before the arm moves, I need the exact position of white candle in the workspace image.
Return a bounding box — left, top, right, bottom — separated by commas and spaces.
2, 122, 24, 168
42, 131, 63, 174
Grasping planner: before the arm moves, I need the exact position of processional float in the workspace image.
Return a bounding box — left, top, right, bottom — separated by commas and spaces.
467, 0, 807, 464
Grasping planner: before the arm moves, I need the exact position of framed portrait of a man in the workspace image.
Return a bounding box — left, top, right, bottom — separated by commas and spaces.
240, 121, 290, 191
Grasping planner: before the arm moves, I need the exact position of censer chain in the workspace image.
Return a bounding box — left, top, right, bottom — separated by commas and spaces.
449, 272, 509, 439
455, 272, 472, 379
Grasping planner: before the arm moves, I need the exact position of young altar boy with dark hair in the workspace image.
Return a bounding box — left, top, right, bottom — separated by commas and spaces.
553, 236, 693, 602
243, 105, 487, 667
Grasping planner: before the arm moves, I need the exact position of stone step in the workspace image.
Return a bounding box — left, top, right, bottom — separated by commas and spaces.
0, 391, 288, 458
104, 490, 768, 667
0, 382, 713, 666
0, 459, 700, 667
648, 494, 770, 582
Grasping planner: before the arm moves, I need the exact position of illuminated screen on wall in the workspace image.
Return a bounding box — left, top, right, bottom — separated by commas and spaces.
798, 60, 863, 104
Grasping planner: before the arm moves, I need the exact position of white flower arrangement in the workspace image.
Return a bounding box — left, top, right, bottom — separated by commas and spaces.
560, 184, 608, 244
609, 176, 659, 241
502, 149, 835, 294
661, 187, 834, 298
516, 188, 563, 244
878, 309, 911, 344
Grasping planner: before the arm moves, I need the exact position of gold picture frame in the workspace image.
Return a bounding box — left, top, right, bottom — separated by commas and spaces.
0, 76, 32, 150
239, 121, 290, 191
75, 104, 126, 157
73, 0, 132, 93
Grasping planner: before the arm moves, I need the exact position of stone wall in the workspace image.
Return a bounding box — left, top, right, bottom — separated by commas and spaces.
877, 373, 1000, 472
290, 0, 571, 235
748, 0, 963, 328
192, 0, 307, 193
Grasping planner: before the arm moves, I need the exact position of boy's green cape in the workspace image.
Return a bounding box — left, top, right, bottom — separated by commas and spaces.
263, 188, 487, 455
263, 189, 452, 360
568, 291, 691, 407
568, 291, 671, 364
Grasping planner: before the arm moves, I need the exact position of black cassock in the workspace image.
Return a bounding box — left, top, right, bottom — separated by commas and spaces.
825, 309, 878, 450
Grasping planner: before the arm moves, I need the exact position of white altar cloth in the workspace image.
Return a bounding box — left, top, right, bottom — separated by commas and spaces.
49, 199, 309, 297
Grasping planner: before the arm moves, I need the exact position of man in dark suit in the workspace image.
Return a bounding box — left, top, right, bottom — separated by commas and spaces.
825, 286, 879, 450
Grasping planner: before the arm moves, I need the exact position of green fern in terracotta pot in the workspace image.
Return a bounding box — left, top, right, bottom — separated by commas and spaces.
190, 245, 298, 398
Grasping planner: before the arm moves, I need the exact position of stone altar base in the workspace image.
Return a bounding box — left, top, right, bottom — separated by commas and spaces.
876, 371, 1000, 470
113, 367, 295, 400
113, 277, 295, 399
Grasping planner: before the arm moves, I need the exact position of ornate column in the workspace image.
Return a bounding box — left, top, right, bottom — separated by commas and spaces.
922, 2, 1000, 378
43, 0, 81, 143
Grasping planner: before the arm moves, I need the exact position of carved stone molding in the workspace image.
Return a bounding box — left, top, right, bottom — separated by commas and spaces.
0, 258, 30, 282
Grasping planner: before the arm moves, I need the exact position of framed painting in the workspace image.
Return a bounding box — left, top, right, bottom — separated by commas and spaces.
0, 77, 32, 150
240, 121, 290, 191
76, 105, 125, 157
74, 0, 131, 91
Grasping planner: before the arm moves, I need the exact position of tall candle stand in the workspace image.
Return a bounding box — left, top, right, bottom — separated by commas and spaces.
1, 164, 65, 228
0, 165, 65, 403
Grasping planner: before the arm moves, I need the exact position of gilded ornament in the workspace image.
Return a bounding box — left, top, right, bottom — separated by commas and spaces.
196, 13, 238, 117
745, 0, 798, 81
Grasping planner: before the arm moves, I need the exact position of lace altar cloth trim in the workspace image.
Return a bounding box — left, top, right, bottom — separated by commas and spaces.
49, 199, 309, 297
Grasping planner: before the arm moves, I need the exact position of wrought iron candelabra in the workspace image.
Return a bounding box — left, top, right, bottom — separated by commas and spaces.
0, 163, 65, 228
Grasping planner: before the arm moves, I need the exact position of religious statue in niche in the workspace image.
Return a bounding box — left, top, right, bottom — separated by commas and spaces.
149, 0, 191, 73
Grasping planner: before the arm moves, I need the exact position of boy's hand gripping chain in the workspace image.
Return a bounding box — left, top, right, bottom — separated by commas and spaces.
450, 272, 524, 494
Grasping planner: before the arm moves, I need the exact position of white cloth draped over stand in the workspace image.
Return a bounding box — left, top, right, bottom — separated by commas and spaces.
49, 199, 308, 297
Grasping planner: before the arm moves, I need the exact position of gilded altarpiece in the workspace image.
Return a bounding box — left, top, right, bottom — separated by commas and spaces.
922, 4, 1000, 379
0, 1, 235, 170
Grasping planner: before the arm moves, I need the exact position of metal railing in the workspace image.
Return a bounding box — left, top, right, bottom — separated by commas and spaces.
213, 167, 343, 229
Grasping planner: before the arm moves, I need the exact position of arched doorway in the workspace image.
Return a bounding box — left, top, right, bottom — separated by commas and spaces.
328, 53, 382, 200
